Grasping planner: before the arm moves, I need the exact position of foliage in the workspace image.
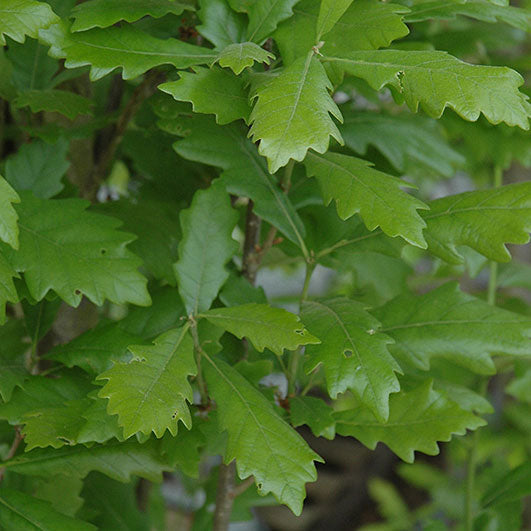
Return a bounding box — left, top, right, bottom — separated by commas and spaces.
0, 0, 529, 529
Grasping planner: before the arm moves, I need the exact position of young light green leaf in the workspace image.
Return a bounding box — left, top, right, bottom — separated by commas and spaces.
304, 151, 428, 248
159, 66, 251, 124
507, 369, 531, 404
422, 182, 531, 263
374, 283, 531, 374
405, 1, 531, 32
175, 179, 238, 315
203, 354, 322, 515
200, 303, 320, 354
290, 396, 336, 439
174, 116, 308, 250
275, 0, 409, 65
13, 89, 94, 120
316, 0, 354, 38
98, 326, 196, 438
5, 138, 69, 198
215, 42, 274, 74
0, 489, 96, 531
326, 50, 531, 129
39, 22, 216, 81
482, 462, 531, 507
341, 111, 465, 177
0, 176, 19, 249
70, 0, 193, 32
0, 0, 59, 45
197, 0, 246, 49
249, 54, 343, 173
4, 439, 171, 482
3, 194, 151, 307
336, 381, 485, 463
244, 0, 300, 43
302, 298, 400, 422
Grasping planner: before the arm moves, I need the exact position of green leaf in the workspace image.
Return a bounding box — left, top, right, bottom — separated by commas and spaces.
159, 66, 251, 124
97, 198, 181, 285
200, 303, 320, 354
48, 287, 185, 373
335, 381, 485, 462
275, 0, 410, 66
0, 320, 27, 401
422, 182, 531, 263
301, 298, 400, 421
81, 474, 149, 530
160, 424, 206, 478
507, 368, 531, 404
203, 355, 321, 514
341, 111, 465, 177
13, 89, 93, 120
374, 283, 531, 374
249, 54, 343, 173
4, 439, 171, 482
98, 326, 196, 438
215, 42, 274, 74
70, 0, 193, 32
39, 22, 216, 81
174, 116, 308, 249
174, 178, 239, 315
290, 396, 335, 439
244, 0, 300, 43
5, 139, 69, 198
326, 50, 531, 129
197, 0, 246, 49
316, 0, 354, 38
3, 194, 150, 307
482, 462, 531, 507
0, 488, 95, 531
0, 0, 59, 45
405, 1, 531, 32
304, 151, 428, 248
0, 176, 19, 249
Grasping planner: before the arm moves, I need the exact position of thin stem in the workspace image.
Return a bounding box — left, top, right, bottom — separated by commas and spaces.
0, 428, 23, 482
241, 200, 262, 284
301, 367, 320, 396
464, 165, 503, 531
287, 262, 316, 395
213, 461, 236, 531
281, 159, 295, 192
190, 322, 208, 406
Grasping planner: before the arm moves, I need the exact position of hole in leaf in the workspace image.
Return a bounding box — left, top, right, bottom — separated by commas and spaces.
74, 289, 81, 296
100, 248, 107, 255
295, 328, 304, 336
343, 349, 353, 359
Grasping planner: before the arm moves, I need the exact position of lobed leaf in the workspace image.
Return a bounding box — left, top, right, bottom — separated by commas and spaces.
197, 0, 246, 49
249, 54, 343, 173
316, 0, 354, 38
39, 22, 216, 81
336, 381, 485, 462
374, 283, 531, 374
98, 326, 196, 438
215, 41, 275, 74
2, 194, 151, 307
405, 0, 531, 32
204, 355, 322, 514
422, 182, 531, 263
304, 151, 428, 248
0, 488, 95, 530
326, 50, 531, 129
0, 176, 19, 249
200, 303, 320, 355
174, 116, 307, 249
13, 89, 94, 120
302, 298, 400, 421
70, 0, 193, 32
4, 439, 171, 482
290, 396, 336, 439
0, 0, 59, 45
243, 0, 300, 43
174, 179, 238, 315
5, 138, 69, 198
275, 0, 409, 65
159, 66, 251, 124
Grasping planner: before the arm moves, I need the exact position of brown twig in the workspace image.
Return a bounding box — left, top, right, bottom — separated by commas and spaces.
84, 69, 165, 201
0, 427, 23, 482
